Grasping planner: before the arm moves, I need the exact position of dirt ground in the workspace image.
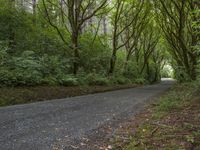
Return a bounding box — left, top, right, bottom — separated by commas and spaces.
0, 84, 139, 106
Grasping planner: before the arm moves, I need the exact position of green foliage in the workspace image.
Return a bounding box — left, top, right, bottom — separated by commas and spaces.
155, 83, 198, 113
85, 73, 110, 86
161, 69, 171, 78
173, 66, 192, 83
79, 33, 111, 73
110, 75, 132, 85
123, 61, 141, 78
156, 94, 182, 112
133, 78, 146, 84
0, 69, 16, 86
3, 0, 197, 87
0, 50, 43, 86
0, 6, 144, 88
58, 75, 79, 86
41, 76, 58, 85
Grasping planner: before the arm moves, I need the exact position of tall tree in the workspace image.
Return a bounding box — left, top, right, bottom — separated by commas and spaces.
108, 0, 145, 74
41, 0, 108, 74
32, 0, 37, 18
121, 1, 150, 73
155, 0, 200, 80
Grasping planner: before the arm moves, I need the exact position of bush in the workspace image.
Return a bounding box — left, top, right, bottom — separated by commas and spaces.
0, 69, 17, 86
58, 75, 79, 86
0, 50, 44, 86
174, 66, 192, 82
85, 73, 110, 86
0, 44, 8, 64
41, 76, 58, 85
110, 76, 132, 85
14, 70, 43, 86
90, 77, 110, 86
79, 33, 111, 73
39, 55, 70, 77
11, 51, 43, 85
76, 74, 88, 85
133, 78, 146, 84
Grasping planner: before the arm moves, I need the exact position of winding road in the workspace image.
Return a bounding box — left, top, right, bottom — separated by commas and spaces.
0, 79, 174, 150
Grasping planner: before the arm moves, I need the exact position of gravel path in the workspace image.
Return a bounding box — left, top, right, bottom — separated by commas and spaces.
0, 79, 175, 150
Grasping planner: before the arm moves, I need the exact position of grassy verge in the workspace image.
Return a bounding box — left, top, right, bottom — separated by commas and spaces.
0, 84, 139, 107
123, 83, 200, 150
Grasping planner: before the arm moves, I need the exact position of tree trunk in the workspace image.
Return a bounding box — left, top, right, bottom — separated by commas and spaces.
103, 16, 107, 35
109, 50, 117, 74
8, 0, 15, 50
109, 31, 118, 75
72, 33, 80, 75
146, 61, 150, 81
153, 67, 159, 83
123, 51, 131, 73
140, 57, 147, 74
32, 0, 36, 23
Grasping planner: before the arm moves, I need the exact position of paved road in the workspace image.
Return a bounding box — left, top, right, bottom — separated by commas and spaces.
0, 79, 174, 150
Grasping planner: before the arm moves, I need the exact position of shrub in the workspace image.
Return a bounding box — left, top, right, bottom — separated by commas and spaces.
133, 78, 146, 84
174, 66, 192, 82
75, 73, 88, 85
41, 76, 58, 85
11, 51, 43, 85
14, 70, 43, 86
58, 75, 79, 86
0, 50, 44, 86
85, 73, 110, 86
90, 77, 110, 86
0, 69, 17, 86
110, 76, 132, 85
79, 33, 111, 73
0, 44, 8, 64
39, 55, 70, 77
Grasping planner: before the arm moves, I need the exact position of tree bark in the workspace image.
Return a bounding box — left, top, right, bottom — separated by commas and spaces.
123, 50, 131, 73
109, 50, 117, 74
103, 16, 107, 35
72, 32, 80, 75
32, 0, 36, 23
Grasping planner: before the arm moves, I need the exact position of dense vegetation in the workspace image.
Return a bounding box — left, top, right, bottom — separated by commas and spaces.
0, 0, 200, 148
0, 0, 199, 87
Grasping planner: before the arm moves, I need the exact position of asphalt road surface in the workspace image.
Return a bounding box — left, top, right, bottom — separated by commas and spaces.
0, 78, 175, 150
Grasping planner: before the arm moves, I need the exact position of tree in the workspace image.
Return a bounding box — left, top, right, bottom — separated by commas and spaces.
121, 1, 151, 73
32, 0, 37, 22
155, 0, 199, 81
41, 0, 108, 74
108, 0, 145, 74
